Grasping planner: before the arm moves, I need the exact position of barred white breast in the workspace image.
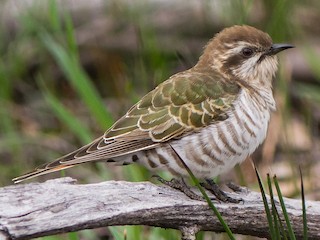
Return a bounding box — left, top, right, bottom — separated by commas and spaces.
126, 87, 275, 179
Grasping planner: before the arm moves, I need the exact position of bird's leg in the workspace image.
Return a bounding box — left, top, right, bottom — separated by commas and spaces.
153, 175, 203, 201
201, 178, 241, 203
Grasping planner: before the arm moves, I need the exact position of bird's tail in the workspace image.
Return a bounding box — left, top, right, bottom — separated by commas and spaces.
12, 137, 104, 184
12, 164, 75, 184
12, 135, 157, 183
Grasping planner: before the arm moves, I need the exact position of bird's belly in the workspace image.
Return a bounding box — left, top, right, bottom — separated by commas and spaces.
170, 96, 272, 178
172, 119, 269, 178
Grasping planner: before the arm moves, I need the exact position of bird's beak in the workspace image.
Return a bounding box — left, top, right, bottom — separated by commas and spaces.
267, 43, 294, 55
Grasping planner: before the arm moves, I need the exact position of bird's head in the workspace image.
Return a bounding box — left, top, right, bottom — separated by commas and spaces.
196, 25, 293, 89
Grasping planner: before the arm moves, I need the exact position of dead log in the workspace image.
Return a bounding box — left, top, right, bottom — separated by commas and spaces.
0, 177, 319, 240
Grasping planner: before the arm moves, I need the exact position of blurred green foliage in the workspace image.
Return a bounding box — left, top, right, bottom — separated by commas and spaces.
0, 0, 319, 239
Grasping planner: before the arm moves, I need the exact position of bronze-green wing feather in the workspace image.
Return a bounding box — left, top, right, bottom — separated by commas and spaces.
105, 69, 240, 142
12, 68, 240, 183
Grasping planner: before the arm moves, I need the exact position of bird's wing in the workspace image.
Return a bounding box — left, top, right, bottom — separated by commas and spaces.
105, 69, 240, 141
61, 69, 240, 163
13, 69, 240, 183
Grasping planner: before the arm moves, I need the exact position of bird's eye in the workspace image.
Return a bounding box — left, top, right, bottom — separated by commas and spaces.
241, 47, 254, 57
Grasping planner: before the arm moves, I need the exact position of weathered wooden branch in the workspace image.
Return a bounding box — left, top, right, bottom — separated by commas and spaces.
0, 177, 319, 240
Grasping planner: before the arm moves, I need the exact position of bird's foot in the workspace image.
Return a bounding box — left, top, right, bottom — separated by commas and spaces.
201, 179, 242, 203
153, 175, 203, 201
226, 182, 247, 193
153, 175, 243, 203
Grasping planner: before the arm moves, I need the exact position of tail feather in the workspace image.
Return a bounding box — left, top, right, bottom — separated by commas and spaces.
12, 132, 159, 183
12, 164, 74, 184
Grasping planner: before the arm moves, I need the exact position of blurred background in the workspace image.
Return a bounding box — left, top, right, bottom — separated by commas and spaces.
0, 0, 319, 239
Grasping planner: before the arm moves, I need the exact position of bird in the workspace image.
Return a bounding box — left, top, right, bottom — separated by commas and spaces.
13, 25, 293, 201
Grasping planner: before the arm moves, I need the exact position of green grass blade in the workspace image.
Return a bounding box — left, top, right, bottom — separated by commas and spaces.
63, 11, 79, 59
254, 167, 275, 239
109, 226, 126, 240
266, 174, 281, 239
68, 232, 79, 240
267, 174, 289, 239
38, 76, 92, 144
273, 175, 296, 240
39, 32, 113, 129
168, 144, 235, 240
48, 0, 61, 32
267, 176, 287, 240
299, 167, 308, 240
